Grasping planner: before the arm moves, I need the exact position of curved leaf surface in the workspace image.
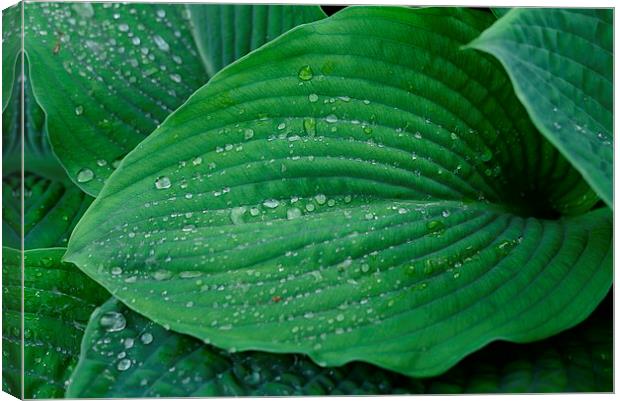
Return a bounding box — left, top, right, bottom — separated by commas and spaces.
67, 297, 611, 396
65, 7, 611, 377
24, 2, 207, 195
3, 173, 93, 249
2, 247, 109, 398
187, 4, 326, 77
468, 8, 613, 206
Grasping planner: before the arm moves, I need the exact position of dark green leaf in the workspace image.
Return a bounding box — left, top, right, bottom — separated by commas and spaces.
2, 3, 21, 112
66, 296, 611, 396
65, 7, 611, 377
187, 4, 326, 77
468, 8, 613, 206
491, 8, 510, 19
2, 247, 109, 398
3, 173, 93, 249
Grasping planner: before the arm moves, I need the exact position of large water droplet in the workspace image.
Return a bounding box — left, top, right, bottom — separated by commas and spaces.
287, 207, 302, 220
152, 35, 170, 52
298, 65, 313, 81
263, 199, 279, 209
230, 206, 247, 225
117, 358, 132, 371
76, 168, 94, 183
155, 176, 171, 189
99, 311, 126, 332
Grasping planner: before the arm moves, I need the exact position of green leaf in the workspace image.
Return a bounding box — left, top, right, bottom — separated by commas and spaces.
187, 4, 326, 77
468, 8, 613, 207
65, 7, 611, 377
491, 8, 510, 19
67, 296, 611, 396
25, 2, 326, 196
24, 2, 208, 196
67, 298, 420, 397
2, 3, 21, 112
2, 247, 109, 398
3, 173, 93, 249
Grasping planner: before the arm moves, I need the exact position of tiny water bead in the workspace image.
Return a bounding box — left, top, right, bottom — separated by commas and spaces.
99, 311, 126, 332
140, 332, 153, 344
287, 207, 302, 220
298, 65, 313, 81
308, 93, 319, 103
263, 199, 280, 209
74, 105, 84, 115
155, 176, 172, 189
76, 168, 94, 183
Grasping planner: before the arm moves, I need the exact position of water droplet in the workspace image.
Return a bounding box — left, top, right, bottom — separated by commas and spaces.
152, 35, 170, 52
156, 9, 166, 18
308, 93, 319, 103
249, 207, 260, 216
243, 128, 254, 140
298, 65, 313, 81
192, 156, 202, 166
76, 168, 94, 183
263, 199, 279, 209
153, 270, 172, 281
117, 358, 132, 371
140, 332, 153, 344
314, 194, 326, 205
111, 266, 123, 275
118, 23, 129, 32
230, 206, 247, 225
287, 207, 302, 220
99, 312, 126, 332
426, 220, 445, 235
303, 118, 316, 136
155, 176, 171, 189
169, 73, 182, 83
277, 122, 286, 130
96, 159, 107, 167
124, 338, 135, 349
325, 114, 338, 123
74, 105, 84, 115
480, 148, 492, 162
72, 3, 95, 18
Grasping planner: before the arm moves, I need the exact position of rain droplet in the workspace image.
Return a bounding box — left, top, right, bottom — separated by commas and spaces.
243, 128, 254, 140
298, 65, 313, 81
74, 105, 84, 115
117, 358, 132, 371
230, 206, 247, 225
287, 207, 302, 220
314, 194, 326, 205
263, 199, 279, 209
169, 73, 182, 83
325, 114, 338, 123
111, 266, 123, 275
76, 168, 94, 183
155, 176, 172, 189
308, 93, 319, 103
99, 312, 126, 332
192, 157, 202, 166
96, 159, 107, 167
118, 23, 129, 32
140, 332, 153, 344
152, 35, 170, 52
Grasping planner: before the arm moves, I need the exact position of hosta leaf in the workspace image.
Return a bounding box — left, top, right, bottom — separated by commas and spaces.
24, 2, 207, 196
67, 296, 611, 396
491, 8, 510, 19
25, 2, 325, 195
468, 8, 613, 207
187, 4, 326, 77
3, 173, 93, 249
66, 298, 420, 397
65, 7, 611, 377
2, 247, 109, 398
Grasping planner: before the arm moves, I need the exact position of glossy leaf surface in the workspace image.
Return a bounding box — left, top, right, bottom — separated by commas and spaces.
469, 8, 613, 206
65, 7, 611, 377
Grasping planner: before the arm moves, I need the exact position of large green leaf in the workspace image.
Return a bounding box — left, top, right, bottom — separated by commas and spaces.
65, 7, 611, 377
2, 247, 109, 398
3, 173, 93, 249
187, 4, 326, 77
468, 8, 613, 207
67, 296, 611, 396
24, 2, 325, 196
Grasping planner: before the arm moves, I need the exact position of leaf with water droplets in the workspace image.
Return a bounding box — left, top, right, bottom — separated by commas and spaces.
67, 297, 611, 396
468, 8, 613, 207
65, 7, 611, 377
2, 247, 109, 398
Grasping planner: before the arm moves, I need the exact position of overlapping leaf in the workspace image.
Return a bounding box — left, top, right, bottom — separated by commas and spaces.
2, 248, 109, 398
67, 296, 611, 396
187, 4, 326, 77
469, 8, 613, 206
24, 2, 325, 195
65, 6, 611, 377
